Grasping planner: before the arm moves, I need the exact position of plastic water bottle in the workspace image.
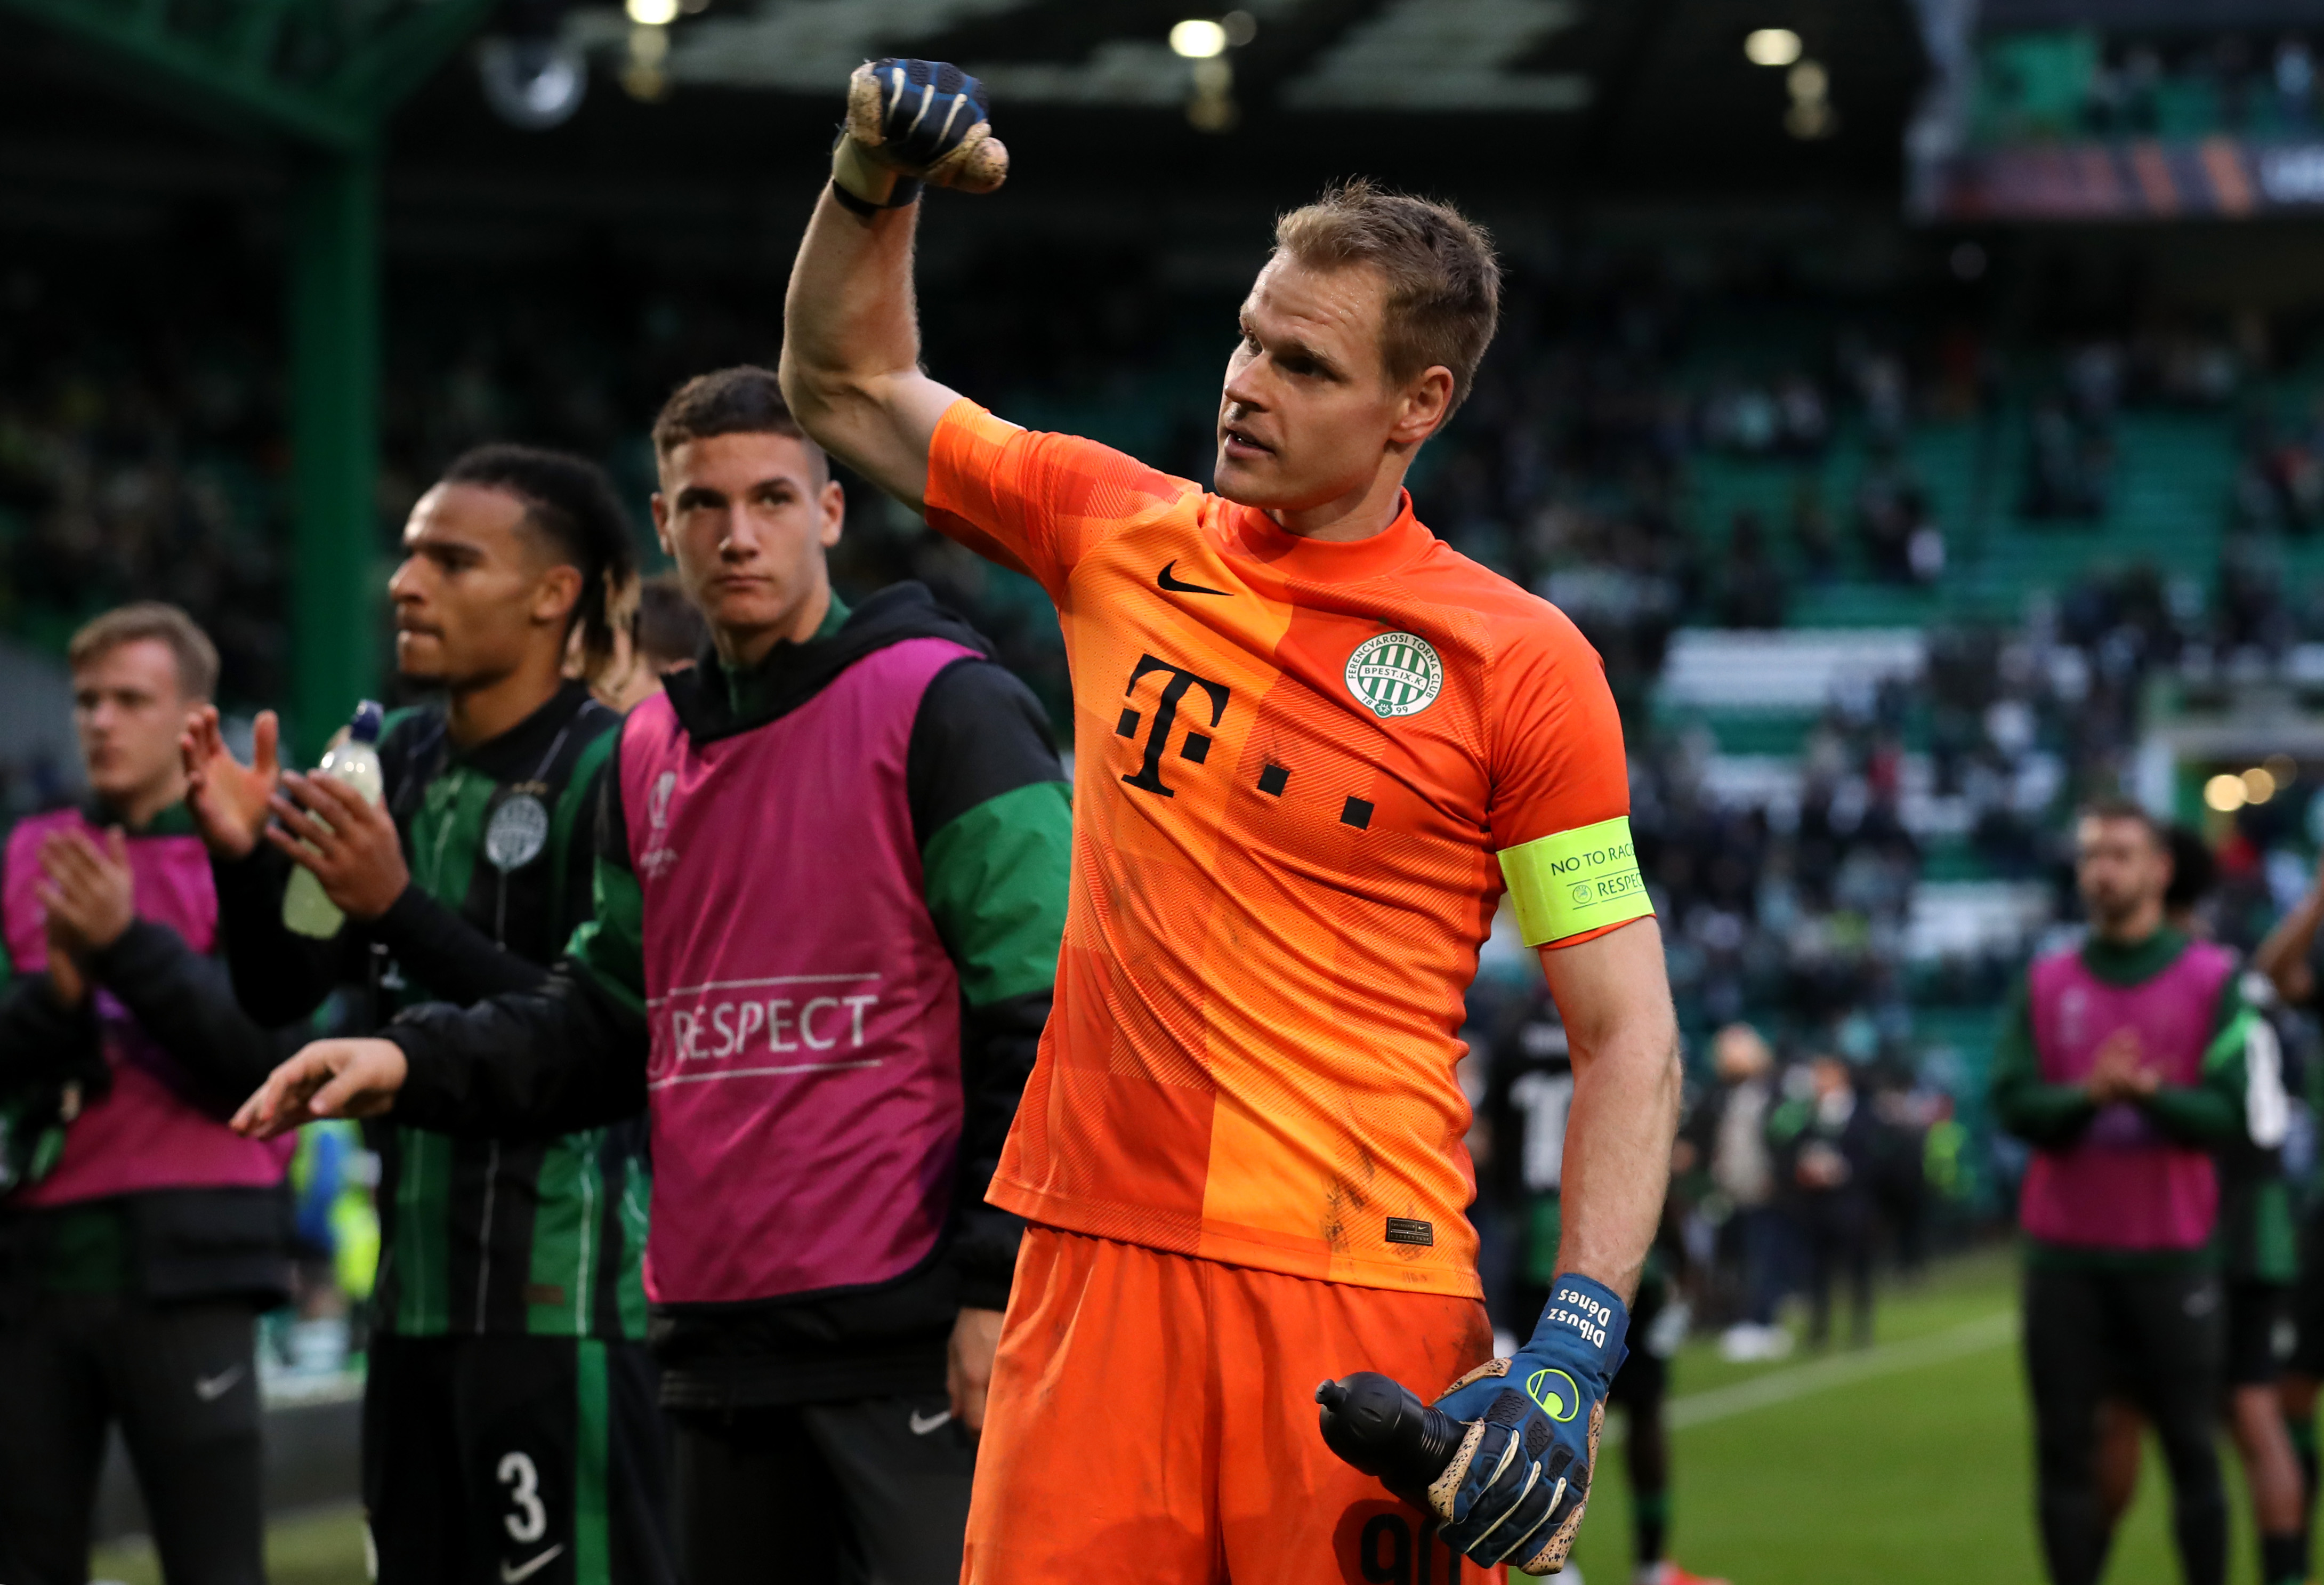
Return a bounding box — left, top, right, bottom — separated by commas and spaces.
283, 701, 386, 939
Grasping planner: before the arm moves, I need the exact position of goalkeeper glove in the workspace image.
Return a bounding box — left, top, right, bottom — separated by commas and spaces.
1427, 1273, 1628, 1574
830, 58, 1009, 215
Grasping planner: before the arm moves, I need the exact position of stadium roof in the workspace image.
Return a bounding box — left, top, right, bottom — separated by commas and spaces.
2, 0, 1929, 222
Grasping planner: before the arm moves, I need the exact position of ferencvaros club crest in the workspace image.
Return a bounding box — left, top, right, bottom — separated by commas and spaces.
1345, 632, 1443, 719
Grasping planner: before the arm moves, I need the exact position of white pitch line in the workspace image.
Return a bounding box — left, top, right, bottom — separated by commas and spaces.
1663, 1310, 2015, 1430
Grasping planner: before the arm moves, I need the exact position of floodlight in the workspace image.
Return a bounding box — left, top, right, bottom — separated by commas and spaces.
1745, 28, 1802, 67
2207, 774, 2249, 812
627, 0, 677, 24
478, 35, 588, 130
1171, 19, 1229, 59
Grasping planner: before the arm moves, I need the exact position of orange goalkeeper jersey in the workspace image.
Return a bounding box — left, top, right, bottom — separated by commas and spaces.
927, 400, 1651, 1298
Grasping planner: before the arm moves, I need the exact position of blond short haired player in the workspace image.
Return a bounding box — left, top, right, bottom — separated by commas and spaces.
792, 59, 1680, 1582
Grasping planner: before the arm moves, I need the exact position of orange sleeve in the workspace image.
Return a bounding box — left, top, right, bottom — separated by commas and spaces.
924, 399, 1196, 601
1486, 612, 1643, 950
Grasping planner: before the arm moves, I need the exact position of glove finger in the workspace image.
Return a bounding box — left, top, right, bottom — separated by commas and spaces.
926, 127, 1008, 192
1477, 1458, 1564, 1567
1456, 1403, 1569, 1564
1513, 1399, 1604, 1573
845, 62, 894, 148
1513, 1480, 1589, 1576
1435, 1420, 1528, 1544
895, 91, 985, 165
1422, 1403, 1515, 1534
1424, 1418, 1493, 1523
1460, 1387, 1540, 1514
884, 63, 989, 162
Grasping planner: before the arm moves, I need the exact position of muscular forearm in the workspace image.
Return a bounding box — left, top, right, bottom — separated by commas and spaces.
779, 191, 946, 506
1539, 919, 1682, 1304
1555, 1018, 1681, 1302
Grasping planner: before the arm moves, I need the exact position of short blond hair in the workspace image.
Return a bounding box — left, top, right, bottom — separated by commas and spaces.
1272, 179, 1502, 421
68, 602, 219, 702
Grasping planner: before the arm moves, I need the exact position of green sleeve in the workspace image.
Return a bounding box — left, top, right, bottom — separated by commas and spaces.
2139, 978, 2251, 1147
1990, 980, 2099, 1146
564, 855, 646, 1017
921, 780, 1072, 1006
550, 730, 621, 942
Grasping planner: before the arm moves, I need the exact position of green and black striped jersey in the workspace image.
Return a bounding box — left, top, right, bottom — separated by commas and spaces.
213, 681, 648, 1340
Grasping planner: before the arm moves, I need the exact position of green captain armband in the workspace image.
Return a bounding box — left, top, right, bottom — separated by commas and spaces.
1497, 815, 1655, 947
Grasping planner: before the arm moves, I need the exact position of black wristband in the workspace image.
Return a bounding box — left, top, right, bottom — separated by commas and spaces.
828, 175, 924, 218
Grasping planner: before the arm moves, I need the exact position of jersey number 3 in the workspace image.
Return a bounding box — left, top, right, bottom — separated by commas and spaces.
498, 1451, 548, 1543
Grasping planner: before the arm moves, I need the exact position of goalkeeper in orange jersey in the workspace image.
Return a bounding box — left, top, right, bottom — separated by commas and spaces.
243, 58, 1683, 1582
784, 59, 1680, 1581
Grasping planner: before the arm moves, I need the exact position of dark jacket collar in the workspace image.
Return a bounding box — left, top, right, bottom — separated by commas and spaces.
2078, 924, 2189, 986
665, 582, 992, 745
75, 796, 198, 837
404, 680, 602, 787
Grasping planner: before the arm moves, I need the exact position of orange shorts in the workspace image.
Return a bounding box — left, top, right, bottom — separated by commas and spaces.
963, 1226, 1505, 1585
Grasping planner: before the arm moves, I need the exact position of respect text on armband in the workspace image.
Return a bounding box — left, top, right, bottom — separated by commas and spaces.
1497, 816, 1656, 947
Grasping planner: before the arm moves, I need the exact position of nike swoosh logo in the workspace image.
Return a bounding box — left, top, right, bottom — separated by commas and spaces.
193, 1364, 246, 1402
908, 1408, 953, 1436
502, 1544, 565, 1584
1158, 561, 1231, 597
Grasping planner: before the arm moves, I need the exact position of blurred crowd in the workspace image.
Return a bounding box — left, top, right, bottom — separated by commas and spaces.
1472, 1000, 1960, 1363
23, 222, 2324, 1359
1974, 28, 2324, 147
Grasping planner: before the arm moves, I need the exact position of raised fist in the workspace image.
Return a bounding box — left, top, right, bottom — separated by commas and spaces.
832, 58, 1008, 210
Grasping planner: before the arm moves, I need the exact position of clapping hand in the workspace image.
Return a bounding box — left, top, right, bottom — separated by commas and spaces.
180, 706, 280, 860
37, 826, 135, 958
2085, 1028, 2160, 1105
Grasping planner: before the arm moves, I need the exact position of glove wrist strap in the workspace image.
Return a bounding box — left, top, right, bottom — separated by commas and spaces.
830, 138, 923, 215
1535, 1272, 1629, 1377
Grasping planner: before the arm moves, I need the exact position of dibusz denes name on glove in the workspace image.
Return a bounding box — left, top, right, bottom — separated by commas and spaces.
1545, 1288, 1615, 1352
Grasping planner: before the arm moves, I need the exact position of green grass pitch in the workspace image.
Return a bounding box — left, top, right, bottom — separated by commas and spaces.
1558, 1245, 2253, 1584
91, 1248, 2254, 1585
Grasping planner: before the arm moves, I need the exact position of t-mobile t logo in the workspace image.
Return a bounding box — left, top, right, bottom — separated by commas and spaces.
1116, 654, 1230, 798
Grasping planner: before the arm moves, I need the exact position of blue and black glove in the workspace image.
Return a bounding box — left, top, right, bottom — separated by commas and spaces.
830, 58, 1010, 216
1428, 1274, 1628, 1574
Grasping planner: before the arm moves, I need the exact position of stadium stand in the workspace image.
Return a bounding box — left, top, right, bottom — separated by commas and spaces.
9, 236, 2321, 1056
